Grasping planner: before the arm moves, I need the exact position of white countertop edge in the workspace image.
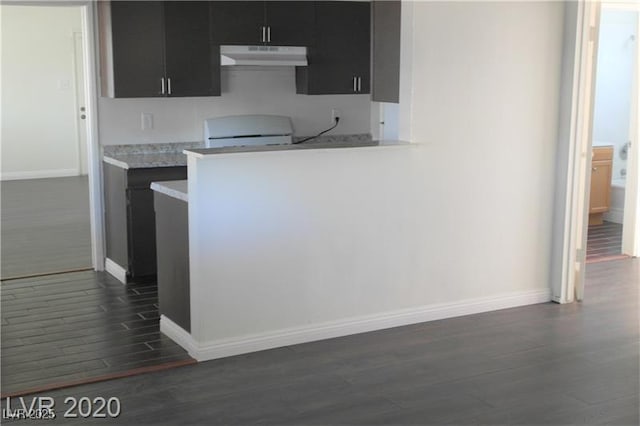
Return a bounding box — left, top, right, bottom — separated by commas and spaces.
103, 156, 130, 170
183, 140, 418, 159
183, 149, 206, 159
151, 180, 188, 202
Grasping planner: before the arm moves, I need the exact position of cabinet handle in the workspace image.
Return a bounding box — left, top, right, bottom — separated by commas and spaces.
357, 77, 362, 92
353, 76, 357, 92
261, 26, 266, 42
267, 26, 271, 43
592, 167, 598, 172
160, 77, 165, 95
167, 77, 172, 95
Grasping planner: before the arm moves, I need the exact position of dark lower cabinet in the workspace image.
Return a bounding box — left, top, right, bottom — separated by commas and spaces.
154, 192, 190, 332
296, 1, 370, 95
104, 163, 187, 280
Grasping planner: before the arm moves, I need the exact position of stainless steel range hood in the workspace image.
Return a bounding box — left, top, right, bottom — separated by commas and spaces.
220, 45, 308, 66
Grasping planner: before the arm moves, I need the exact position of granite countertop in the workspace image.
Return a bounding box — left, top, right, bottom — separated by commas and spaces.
103, 152, 190, 170
185, 139, 410, 157
150, 180, 188, 202
102, 135, 406, 169
103, 141, 203, 170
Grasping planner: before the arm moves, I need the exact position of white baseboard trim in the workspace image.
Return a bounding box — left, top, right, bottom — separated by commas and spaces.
165, 288, 551, 362
603, 207, 624, 225
105, 258, 127, 284
160, 315, 199, 358
1, 169, 78, 181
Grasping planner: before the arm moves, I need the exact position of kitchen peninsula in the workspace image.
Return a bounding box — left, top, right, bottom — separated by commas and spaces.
155, 140, 445, 362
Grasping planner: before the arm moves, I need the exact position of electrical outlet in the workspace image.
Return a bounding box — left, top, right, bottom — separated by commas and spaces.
331, 108, 342, 123
141, 112, 153, 130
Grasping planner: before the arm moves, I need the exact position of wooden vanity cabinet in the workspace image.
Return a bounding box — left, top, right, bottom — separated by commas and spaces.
589, 146, 614, 226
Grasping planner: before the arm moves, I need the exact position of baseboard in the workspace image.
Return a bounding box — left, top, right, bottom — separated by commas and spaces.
105, 258, 127, 284
603, 207, 624, 225
160, 315, 199, 358
1, 169, 78, 181
170, 288, 551, 362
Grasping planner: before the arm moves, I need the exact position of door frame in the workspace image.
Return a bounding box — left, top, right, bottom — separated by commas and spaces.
551, 0, 601, 304
81, 1, 105, 271
558, 0, 640, 303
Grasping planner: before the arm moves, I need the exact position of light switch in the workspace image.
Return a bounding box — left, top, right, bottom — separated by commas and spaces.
141, 113, 153, 130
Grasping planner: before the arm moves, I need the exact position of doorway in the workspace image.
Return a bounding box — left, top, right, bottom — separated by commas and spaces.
586, 6, 638, 263
1, 2, 104, 278
552, 0, 639, 303
1, 4, 92, 279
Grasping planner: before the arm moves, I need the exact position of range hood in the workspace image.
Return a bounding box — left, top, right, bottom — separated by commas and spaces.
220, 45, 308, 66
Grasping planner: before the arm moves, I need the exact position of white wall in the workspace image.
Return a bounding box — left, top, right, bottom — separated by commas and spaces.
592, 9, 638, 180
402, 0, 563, 301
182, 144, 551, 360
98, 67, 371, 145
1, 5, 82, 180
172, 1, 565, 360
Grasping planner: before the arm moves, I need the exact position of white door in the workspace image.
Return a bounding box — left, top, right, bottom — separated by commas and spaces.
73, 31, 88, 175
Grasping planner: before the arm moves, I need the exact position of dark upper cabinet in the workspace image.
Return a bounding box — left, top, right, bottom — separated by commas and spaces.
210, 1, 265, 45
109, 1, 165, 98
296, 1, 370, 95
371, 0, 401, 103
164, 1, 220, 97
264, 2, 315, 46
101, 1, 220, 98
210, 1, 314, 46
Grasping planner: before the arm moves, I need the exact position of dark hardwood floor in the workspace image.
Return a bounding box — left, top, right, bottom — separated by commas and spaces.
2, 258, 637, 425
1, 176, 92, 279
0, 270, 194, 396
587, 221, 624, 262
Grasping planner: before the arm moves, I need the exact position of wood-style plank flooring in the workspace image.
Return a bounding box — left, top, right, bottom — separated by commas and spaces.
1, 270, 194, 396
587, 221, 624, 262
1, 176, 92, 279
2, 258, 637, 425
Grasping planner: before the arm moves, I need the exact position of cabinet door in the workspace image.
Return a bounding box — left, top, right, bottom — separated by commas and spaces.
164, 1, 220, 97
371, 0, 401, 103
210, 1, 265, 45
126, 167, 187, 279
155, 194, 191, 332
104, 163, 129, 269
589, 160, 613, 213
296, 1, 370, 95
127, 188, 158, 278
110, 1, 165, 98
265, 1, 315, 46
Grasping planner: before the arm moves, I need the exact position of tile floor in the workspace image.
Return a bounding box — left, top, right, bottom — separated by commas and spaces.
1, 270, 194, 396
586, 221, 624, 262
